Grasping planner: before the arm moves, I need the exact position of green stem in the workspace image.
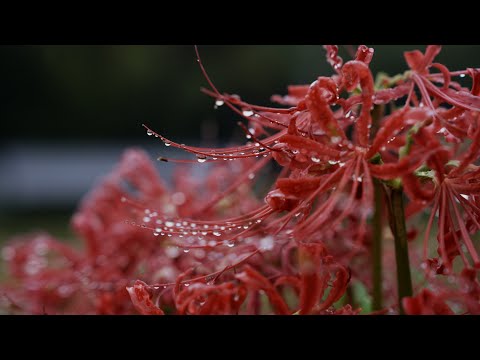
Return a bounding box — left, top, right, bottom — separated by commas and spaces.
372, 179, 383, 311
389, 187, 413, 314
346, 284, 355, 309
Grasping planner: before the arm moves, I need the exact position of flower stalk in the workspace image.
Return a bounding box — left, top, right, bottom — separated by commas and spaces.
389, 186, 413, 314
372, 179, 384, 311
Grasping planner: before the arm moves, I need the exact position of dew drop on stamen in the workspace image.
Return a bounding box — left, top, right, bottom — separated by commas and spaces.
311, 156, 320, 163
213, 231, 221, 237
460, 73, 466, 78
243, 110, 254, 117
196, 155, 208, 163
183, 249, 190, 253
248, 173, 255, 180
164, 142, 171, 147
147, 129, 153, 136
143, 217, 151, 223
214, 99, 224, 108
165, 221, 174, 228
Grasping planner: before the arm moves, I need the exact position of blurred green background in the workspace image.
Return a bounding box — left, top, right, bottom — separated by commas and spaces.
1, 45, 480, 243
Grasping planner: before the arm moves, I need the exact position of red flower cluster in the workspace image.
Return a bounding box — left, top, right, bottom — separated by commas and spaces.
1, 45, 480, 315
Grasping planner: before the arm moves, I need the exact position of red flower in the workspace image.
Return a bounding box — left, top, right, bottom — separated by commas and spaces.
2, 45, 480, 315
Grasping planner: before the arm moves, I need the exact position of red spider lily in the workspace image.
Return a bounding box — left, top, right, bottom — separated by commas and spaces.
404, 268, 480, 315
2, 45, 480, 315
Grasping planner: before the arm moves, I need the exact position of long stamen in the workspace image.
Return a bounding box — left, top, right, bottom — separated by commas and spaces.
447, 186, 480, 265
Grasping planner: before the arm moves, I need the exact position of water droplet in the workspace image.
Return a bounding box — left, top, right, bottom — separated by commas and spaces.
153, 232, 160, 236
248, 173, 255, 180
223, 240, 235, 248
311, 156, 320, 163
143, 216, 151, 223
260, 236, 274, 250
147, 129, 153, 136
460, 73, 466, 78
164, 142, 171, 147
165, 221, 174, 228
243, 225, 249, 230
215, 99, 224, 107
243, 110, 254, 117
201, 231, 208, 236
213, 231, 221, 237
256, 219, 262, 224
184, 283, 190, 287
183, 248, 190, 253
196, 155, 207, 163
155, 227, 162, 233
331, 136, 342, 144
208, 240, 217, 247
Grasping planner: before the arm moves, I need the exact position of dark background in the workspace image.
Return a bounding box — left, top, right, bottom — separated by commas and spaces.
1, 45, 479, 241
